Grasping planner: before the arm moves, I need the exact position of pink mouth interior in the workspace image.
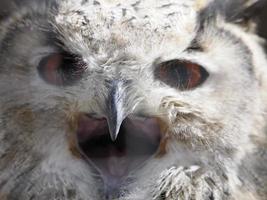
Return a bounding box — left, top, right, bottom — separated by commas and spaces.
76, 114, 162, 198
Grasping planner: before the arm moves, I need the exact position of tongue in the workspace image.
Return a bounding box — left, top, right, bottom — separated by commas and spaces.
92, 147, 129, 178
108, 154, 128, 177
91, 150, 130, 199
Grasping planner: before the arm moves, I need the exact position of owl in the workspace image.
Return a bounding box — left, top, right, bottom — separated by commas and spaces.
0, 0, 267, 199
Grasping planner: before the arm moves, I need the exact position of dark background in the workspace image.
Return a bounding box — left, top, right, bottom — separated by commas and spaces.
258, 5, 267, 42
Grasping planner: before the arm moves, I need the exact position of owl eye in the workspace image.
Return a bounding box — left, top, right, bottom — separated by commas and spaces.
37, 52, 86, 86
155, 60, 209, 90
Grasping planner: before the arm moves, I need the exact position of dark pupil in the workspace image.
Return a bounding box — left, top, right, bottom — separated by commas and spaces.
59, 53, 82, 82
167, 61, 189, 89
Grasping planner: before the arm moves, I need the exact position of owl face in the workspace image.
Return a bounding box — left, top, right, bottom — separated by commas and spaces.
1, 0, 267, 199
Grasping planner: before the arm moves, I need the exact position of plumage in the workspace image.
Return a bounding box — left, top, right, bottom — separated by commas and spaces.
0, 0, 267, 199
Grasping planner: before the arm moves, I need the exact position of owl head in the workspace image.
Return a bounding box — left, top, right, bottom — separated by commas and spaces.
0, 0, 267, 199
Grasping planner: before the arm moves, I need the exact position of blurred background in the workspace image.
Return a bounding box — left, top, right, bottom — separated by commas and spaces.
258, 5, 267, 44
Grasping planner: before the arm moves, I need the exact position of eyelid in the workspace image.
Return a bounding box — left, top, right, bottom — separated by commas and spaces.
186, 45, 203, 52
159, 53, 219, 76
29, 46, 59, 66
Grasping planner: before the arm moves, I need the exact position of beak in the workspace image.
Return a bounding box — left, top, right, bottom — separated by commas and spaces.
106, 80, 127, 141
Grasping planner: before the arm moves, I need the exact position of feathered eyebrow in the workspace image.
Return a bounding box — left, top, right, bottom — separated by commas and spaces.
184, 13, 208, 53
186, 2, 218, 54
185, 38, 203, 52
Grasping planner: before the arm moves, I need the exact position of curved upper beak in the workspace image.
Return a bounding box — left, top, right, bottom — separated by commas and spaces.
106, 108, 125, 142
105, 80, 127, 141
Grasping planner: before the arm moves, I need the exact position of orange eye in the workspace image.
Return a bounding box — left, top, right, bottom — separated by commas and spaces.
38, 52, 86, 86
155, 60, 209, 90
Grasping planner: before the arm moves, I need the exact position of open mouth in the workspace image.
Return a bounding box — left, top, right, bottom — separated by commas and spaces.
76, 114, 162, 198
